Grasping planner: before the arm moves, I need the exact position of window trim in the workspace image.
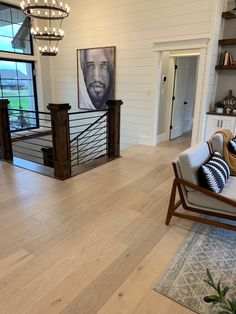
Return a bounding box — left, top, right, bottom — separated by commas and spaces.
0, 1, 34, 56
0, 57, 39, 133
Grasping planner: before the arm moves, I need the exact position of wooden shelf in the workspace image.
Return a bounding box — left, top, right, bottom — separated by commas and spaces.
219, 38, 236, 45
215, 64, 236, 70
222, 11, 236, 19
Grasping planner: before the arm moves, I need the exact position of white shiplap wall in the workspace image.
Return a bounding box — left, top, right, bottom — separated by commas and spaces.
50, 0, 219, 148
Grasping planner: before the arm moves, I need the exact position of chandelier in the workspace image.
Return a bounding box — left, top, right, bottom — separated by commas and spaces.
20, 0, 70, 56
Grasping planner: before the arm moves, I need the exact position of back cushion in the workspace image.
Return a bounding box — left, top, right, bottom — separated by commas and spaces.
179, 142, 210, 190
209, 133, 224, 155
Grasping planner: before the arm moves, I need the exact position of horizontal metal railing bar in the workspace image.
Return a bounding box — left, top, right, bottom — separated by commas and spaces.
70, 113, 107, 142
70, 148, 106, 161
8, 109, 51, 115
69, 109, 107, 115
13, 136, 52, 143
11, 115, 52, 123
69, 122, 101, 130
70, 146, 78, 154
70, 125, 106, 144
70, 125, 106, 136
13, 150, 44, 160
12, 138, 52, 148
71, 150, 107, 167
70, 156, 80, 163
77, 131, 107, 145
10, 122, 38, 127
34, 125, 51, 129
76, 137, 107, 148
70, 142, 106, 161
70, 118, 106, 126
76, 142, 106, 154
69, 115, 106, 122
15, 128, 53, 137
70, 137, 107, 154
69, 122, 103, 129
77, 148, 107, 163
11, 122, 52, 129
12, 144, 47, 154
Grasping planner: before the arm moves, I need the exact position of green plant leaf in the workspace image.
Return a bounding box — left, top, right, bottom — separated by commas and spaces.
222, 287, 230, 297
204, 295, 221, 303
229, 300, 236, 311
217, 280, 222, 297
207, 268, 214, 283
218, 311, 231, 314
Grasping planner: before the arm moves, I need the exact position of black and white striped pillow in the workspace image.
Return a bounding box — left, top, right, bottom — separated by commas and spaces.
198, 151, 230, 193
228, 137, 236, 155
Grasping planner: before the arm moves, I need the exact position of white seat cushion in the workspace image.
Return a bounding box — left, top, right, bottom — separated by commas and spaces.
187, 176, 236, 215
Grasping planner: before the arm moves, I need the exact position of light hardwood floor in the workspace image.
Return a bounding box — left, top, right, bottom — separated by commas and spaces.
0, 137, 195, 314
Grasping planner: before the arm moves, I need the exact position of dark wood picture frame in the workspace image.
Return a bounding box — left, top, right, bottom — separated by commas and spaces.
77, 46, 116, 110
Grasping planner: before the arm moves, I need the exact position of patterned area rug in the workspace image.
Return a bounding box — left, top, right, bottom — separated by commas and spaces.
154, 221, 236, 313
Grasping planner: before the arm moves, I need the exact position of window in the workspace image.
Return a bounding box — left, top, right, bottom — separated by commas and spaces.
0, 2, 38, 132
0, 59, 38, 131
0, 2, 33, 55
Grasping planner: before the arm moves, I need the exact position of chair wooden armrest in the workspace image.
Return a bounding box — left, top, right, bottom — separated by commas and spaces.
175, 178, 236, 207
166, 176, 236, 231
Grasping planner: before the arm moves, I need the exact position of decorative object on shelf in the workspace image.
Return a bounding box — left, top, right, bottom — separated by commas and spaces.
20, 0, 70, 56
223, 90, 236, 111
215, 101, 225, 113
230, 0, 236, 15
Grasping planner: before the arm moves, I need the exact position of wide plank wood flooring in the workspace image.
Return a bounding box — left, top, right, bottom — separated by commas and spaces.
0, 137, 194, 314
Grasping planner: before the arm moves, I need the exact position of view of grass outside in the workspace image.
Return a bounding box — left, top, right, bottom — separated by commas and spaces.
0, 60, 37, 131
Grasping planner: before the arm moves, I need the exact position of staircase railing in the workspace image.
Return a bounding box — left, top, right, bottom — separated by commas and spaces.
0, 99, 123, 180
70, 111, 108, 174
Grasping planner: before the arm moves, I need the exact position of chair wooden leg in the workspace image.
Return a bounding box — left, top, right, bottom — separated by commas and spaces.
165, 179, 180, 225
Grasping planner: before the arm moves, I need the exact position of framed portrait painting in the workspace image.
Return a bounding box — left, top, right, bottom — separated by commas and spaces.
77, 46, 115, 110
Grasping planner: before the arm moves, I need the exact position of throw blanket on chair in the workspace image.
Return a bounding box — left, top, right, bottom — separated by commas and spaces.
215, 129, 236, 176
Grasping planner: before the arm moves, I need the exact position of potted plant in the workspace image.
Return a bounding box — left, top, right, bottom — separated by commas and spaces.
215, 101, 225, 114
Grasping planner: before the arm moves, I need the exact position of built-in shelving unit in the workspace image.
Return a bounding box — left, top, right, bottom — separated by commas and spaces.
216, 10, 236, 70
219, 38, 236, 45
215, 64, 236, 70
222, 11, 236, 19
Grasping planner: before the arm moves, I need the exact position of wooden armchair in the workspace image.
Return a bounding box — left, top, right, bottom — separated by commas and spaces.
165, 142, 236, 231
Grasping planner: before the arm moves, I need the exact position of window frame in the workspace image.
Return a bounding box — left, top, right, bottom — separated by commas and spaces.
0, 1, 40, 133
0, 1, 34, 56
0, 56, 39, 132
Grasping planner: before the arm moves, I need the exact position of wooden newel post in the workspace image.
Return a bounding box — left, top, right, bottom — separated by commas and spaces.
47, 103, 71, 180
107, 100, 123, 158
0, 99, 13, 161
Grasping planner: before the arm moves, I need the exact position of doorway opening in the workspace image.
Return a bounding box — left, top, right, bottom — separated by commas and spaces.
154, 40, 208, 147
169, 55, 198, 140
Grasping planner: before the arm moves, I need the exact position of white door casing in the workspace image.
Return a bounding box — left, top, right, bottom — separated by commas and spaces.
152, 37, 209, 146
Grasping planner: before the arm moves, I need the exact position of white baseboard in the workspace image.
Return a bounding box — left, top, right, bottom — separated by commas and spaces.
138, 135, 153, 146
156, 133, 167, 144
139, 133, 167, 146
